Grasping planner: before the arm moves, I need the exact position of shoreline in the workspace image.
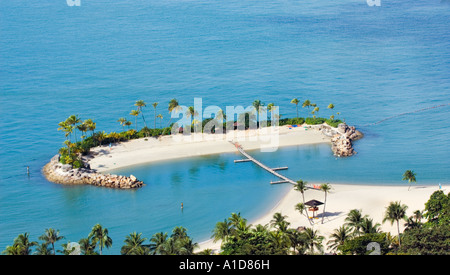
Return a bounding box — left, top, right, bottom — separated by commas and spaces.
87, 125, 333, 173
197, 182, 448, 253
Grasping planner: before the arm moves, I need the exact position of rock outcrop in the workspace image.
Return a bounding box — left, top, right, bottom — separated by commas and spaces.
43, 155, 144, 189
330, 123, 363, 157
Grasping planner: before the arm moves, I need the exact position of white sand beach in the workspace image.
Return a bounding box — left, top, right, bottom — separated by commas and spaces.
88, 125, 330, 172
197, 183, 447, 253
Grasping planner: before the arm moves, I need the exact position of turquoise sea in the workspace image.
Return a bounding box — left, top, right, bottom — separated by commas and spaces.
0, 0, 449, 254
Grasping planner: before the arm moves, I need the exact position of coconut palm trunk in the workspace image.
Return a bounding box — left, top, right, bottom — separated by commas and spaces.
320, 184, 331, 224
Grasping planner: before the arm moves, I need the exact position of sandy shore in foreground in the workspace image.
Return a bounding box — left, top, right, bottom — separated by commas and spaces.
88, 125, 330, 172
85, 125, 446, 254
197, 183, 447, 253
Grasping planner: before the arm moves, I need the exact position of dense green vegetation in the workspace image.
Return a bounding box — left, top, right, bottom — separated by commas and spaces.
4, 188, 448, 255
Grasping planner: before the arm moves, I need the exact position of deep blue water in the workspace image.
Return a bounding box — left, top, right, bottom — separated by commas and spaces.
0, 0, 449, 254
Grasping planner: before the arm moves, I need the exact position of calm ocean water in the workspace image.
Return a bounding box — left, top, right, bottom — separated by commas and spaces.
0, 0, 449, 254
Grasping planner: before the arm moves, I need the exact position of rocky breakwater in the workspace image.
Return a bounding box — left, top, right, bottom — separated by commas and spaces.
43, 155, 144, 189
330, 123, 363, 157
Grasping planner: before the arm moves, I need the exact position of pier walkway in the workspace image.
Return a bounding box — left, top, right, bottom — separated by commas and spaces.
230, 141, 312, 189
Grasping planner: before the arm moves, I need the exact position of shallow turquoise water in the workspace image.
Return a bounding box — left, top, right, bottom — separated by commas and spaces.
0, 0, 449, 254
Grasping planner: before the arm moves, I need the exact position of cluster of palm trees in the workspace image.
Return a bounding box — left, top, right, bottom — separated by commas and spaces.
2, 224, 197, 255
3, 188, 446, 255
57, 116, 97, 167
211, 212, 324, 255
326, 201, 412, 254
119, 226, 198, 255
2, 225, 111, 255
58, 115, 96, 144
290, 98, 338, 121
127, 100, 166, 131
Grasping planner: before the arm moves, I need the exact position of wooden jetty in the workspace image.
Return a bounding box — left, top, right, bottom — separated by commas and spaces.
230, 141, 312, 189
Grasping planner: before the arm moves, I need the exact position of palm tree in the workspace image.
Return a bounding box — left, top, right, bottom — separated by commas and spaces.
327, 225, 352, 252
34, 242, 52, 255
285, 229, 306, 255
130, 110, 140, 131
303, 228, 324, 254
77, 122, 88, 140
171, 226, 188, 240
185, 106, 198, 118
197, 248, 213, 255
167, 98, 182, 129
345, 209, 368, 236
38, 228, 64, 255
294, 180, 312, 224
157, 114, 163, 129
302, 100, 311, 117
118, 117, 127, 132
235, 219, 251, 234
228, 212, 245, 227
402, 170, 417, 191
185, 106, 199, 132
58, 121, 75, 143
178, 238, 198, 255
65, 115, 82, 142
383, 201, 408, 247
78, 237, 97, 255
152, 102, 158, 129
135, 100, 148, 128
58, 122, 74, 154
295, 202, 308, 218
169, 226, 197, 255
270, 212, 290, 231
2, 233, 37, 255
267, 103, 278, 124
327, 103, 335, 119
291, 98, 300, 118
94, 131, 107, 146
121, 232, 149, 255
312, 106, 319, 117
360, 217, 381, 234
319, 183, 332, 224
404, 209, 423, 231
252, 100, 265, 122
294, 179, 308, 203
88, 224, 113, 255
252, 224, 269, 234
149, 232, 168, 255
211, 219, 233, 243
84, 119, 96, 137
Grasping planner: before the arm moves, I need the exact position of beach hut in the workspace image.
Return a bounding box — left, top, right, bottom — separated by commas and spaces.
305, 199, 324, 219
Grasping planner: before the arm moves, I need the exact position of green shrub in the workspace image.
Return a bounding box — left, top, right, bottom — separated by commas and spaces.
338, 233, 391, 255
305, 117, 326, 125
290, 117, 305, 125
72, 159, 84, 169
325, 119, 343, 128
